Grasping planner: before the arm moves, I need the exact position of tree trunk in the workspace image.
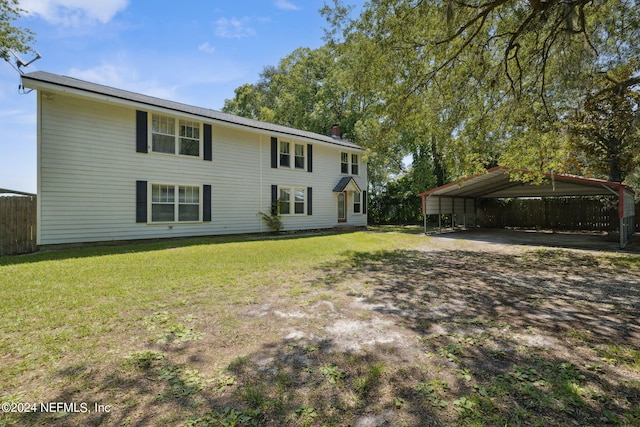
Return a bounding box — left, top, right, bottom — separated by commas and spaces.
431, 135, 447, 187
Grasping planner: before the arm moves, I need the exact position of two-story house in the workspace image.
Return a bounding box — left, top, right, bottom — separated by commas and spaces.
21, 71, 367, 246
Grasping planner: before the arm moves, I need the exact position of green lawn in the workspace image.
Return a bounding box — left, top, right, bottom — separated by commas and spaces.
1, 230, 639, 426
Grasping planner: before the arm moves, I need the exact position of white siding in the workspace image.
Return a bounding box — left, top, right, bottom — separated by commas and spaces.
38, 91, 367, 245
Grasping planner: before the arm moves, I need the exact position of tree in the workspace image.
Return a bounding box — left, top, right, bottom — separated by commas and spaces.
0, 0, 34, 62
222, 44, 394, 191
321, 0, 640, 181
568, 68, 640, 182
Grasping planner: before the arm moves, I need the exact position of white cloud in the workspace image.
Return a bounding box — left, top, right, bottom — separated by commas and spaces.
68, 62, 180, 100
274, 0, 300, 11
214, 17, 256, 39
68, 63, 133, 88
20, 0, 129, 26
198, 42, 216, 54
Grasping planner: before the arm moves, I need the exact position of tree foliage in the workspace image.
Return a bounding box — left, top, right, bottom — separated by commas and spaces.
0, 0, 34, 61
224, 0, 640, 221
568, 67, 640, 182
320, 0, 640, 183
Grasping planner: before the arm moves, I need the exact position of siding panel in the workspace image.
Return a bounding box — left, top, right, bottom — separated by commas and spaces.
38, 92, 366, 245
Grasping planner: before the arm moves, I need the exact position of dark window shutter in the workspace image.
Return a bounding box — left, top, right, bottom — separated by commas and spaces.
307, 144, 313, 172
136, 180, 147, 222
363, 190, 367, 215
203, 124, 212, 161
203, 184, 212, 221
136, 110, 148, 153
271, 137, 278, 168
271, 184, 278, 215
307, 187, 313, 215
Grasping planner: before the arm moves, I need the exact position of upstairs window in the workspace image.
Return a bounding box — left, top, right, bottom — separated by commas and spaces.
151, 114, 201, 157
280, 141, 290, 167
179, 120, 200, 156
341, 152, 349, 174
152, 115, 175, 154
342, 152, 359, 175
294, 144, 305, 169
279, 141, 305, 170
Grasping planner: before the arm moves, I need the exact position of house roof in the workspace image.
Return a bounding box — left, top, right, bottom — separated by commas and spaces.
333, 176, 362, 193
420, 166, 634, 199
21, 71, 362, 150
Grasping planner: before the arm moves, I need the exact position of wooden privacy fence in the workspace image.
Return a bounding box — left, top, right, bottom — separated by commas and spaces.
0, 195, 37, 256
477, 197, 636, 232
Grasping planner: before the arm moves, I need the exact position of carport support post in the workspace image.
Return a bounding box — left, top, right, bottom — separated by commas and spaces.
451, 197, 455, 229
463, 198, 467, 229
423, 213, 427, 234
438, 196, 442, 233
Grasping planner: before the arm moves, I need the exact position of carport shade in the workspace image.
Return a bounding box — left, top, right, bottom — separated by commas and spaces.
419, 167, 636, 248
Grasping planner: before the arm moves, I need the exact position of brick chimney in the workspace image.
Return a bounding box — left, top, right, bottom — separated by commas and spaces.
329, 124, 341, 138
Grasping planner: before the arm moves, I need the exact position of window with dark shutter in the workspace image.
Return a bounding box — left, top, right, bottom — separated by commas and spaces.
136, 111, 148, 153
203, 124, 212, 161
136, 180, 147, 222
271, 184, 278, 215
271, 137, 278, 168
307, 144, 313, 172
203, 184, 212, 221
307, 187, 312, 215
363, 190, 367, 215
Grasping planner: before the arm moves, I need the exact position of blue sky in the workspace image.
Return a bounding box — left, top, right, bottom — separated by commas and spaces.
0, 0, 363, 193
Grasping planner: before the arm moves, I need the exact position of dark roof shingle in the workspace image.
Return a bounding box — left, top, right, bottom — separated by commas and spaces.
22, 71, 362, 150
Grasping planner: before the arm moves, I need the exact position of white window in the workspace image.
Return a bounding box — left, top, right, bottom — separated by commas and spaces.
280, 141, 305, 169
341, 152, 359, 175
353, 192, 361, 213
151, 114, 201, 157
279, 141, 290, 167
151, 184, 201, 222
279, 186, 306, 215
151, 184, 175, 222
179, 120, 200, 156
341, 152, 349, 174
294, 144, 305, 169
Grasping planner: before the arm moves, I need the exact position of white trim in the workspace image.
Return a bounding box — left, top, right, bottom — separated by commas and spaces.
278, 140, 306, 171
149, 113, 203, 159
147, 183, 203, 224
340, 151, 359, 176
278, 185, 307, 216
21, 76, 365, 152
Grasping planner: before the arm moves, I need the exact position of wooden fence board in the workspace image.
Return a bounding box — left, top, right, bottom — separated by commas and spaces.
0, 196, 37, 256
477, 197, 632, 232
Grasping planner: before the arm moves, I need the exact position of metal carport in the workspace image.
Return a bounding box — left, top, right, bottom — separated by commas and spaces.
419, 167, 636, 248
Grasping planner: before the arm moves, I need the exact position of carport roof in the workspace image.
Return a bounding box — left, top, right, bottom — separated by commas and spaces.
419, 167, 634, 199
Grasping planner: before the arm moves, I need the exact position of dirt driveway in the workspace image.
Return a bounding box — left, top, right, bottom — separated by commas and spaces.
427, 228, 634, 252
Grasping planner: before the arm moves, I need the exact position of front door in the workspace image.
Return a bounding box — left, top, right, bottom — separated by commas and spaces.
338, 191, 347, 222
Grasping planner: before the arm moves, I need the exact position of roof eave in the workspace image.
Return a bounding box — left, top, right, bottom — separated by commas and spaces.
21, 72, 364, 151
